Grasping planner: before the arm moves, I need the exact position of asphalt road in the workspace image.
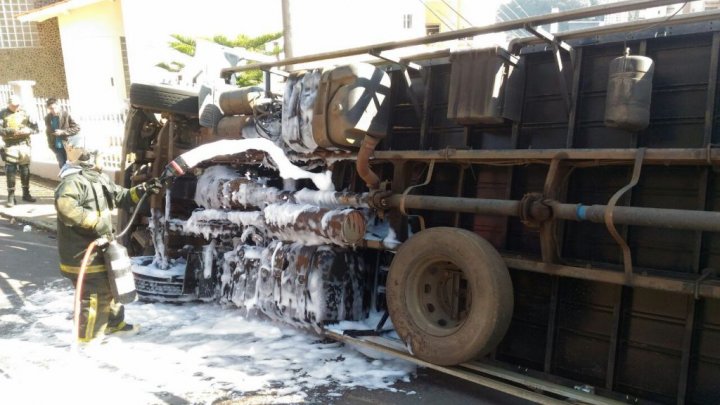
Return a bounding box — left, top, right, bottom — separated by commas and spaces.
0, 216, 65, 314
316, 367, 535, 404
0, 217, 533, 404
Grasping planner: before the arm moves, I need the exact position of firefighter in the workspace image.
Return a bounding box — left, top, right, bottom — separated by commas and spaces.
55, 134, 162, 342
0, 95, 39, 207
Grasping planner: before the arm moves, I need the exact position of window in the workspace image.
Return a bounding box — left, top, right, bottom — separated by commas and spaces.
403, 13, 413, 29
120, 36, 131, 97
0, 0, 40, 48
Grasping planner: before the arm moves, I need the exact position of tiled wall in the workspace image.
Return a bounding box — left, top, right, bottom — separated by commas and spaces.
0, 18, 68, 98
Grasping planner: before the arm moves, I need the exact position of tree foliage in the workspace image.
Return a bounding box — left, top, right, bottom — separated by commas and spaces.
161, 32, 283, 86
211, 32, 283, 55
155, 61, 185, 73
168, 34, 196, 56
236, 70, 264, 87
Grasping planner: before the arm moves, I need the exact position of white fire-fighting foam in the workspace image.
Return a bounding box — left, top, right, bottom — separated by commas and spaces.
178, 138, 334, 191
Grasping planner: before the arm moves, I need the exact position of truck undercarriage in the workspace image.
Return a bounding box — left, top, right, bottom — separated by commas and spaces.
120, 1, 720, 403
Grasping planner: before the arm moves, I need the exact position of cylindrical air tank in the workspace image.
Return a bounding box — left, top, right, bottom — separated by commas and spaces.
604, 49, 654, 131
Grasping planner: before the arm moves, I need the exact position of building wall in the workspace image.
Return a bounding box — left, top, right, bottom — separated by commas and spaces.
0, 18, 68, 98
288, 0, 425, 58
426, 0, 489, 31
57, 0, 126, 114
424, 0, 505, 47
120, 0, 283, 85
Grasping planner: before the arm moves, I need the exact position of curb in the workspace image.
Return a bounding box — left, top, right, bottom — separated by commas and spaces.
0, 173, 59, 234
0, 210, 56, 233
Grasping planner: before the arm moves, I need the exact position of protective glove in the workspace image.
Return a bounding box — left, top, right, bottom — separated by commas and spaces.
93, 218, 112, 237
131, 178, 163, 199
142, 178, 163, 195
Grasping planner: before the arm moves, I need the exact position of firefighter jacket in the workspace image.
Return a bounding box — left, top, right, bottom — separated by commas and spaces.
0, 107, 38, 147
55, 167, 145, 276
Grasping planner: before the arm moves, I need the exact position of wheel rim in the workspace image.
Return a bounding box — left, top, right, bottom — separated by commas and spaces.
405, 256, 472, 337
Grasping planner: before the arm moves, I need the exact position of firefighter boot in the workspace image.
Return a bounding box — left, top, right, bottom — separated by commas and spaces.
22, 188, 36, 203
5, 164, 16, 207
19, 165, 35, 203
105, 321, 140, 336
6, 189, 15, 207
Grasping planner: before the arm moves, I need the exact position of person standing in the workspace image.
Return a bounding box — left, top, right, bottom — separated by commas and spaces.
44, 98, 80, 168
55, 134, 161, 342
0, 95, 39, 207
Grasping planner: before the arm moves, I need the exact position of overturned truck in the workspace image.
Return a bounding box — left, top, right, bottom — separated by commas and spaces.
121, 1, 720, 403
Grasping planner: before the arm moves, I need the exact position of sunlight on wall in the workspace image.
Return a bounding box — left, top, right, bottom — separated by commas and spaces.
287, 0, 426, 57
120, 0, 283, 85
57, 0, 126, 115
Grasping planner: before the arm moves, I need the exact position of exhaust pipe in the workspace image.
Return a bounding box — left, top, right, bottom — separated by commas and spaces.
357, 135, 382, 190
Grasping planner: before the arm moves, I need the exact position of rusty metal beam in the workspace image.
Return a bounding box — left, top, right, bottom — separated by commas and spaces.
505, 257, 720, 299
324, 331, 625, 404
513, 8, 720, 49
223, 0, 690, 76
373, 147, 720, 164
386, 194, 521, 217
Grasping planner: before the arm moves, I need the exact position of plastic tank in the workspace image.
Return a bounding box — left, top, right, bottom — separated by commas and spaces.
604, 51, 654, 131
312, 63, 391, 149
447, 47, 523, 125
281, 64, 391, 152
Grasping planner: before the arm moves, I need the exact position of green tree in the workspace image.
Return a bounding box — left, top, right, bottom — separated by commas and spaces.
168, 34, 196, 56
157, 32, 283, 86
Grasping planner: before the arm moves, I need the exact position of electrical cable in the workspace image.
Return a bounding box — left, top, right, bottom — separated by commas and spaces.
501, 2, 525, 20
439, 0, 474, 28
496, 8, 526, 38
509, 0, 531, 18
417, 0, 454, 31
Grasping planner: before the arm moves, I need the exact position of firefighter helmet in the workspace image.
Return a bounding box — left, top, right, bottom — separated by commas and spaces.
65, 134, 102, 168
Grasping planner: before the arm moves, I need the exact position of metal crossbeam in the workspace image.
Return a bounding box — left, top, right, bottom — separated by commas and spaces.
223, 0, 692, 76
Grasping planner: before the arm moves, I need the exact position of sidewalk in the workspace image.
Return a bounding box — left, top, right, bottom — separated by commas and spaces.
0, 171, 59, 232
0, 166, 125, 234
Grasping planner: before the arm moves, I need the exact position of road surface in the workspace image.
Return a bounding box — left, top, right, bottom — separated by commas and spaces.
0, 216, 532, 404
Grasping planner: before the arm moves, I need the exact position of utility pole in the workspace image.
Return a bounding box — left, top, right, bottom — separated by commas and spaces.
281, 0, 294, 70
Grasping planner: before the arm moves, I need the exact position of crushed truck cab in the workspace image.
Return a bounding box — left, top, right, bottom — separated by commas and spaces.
121, 3, 720, 403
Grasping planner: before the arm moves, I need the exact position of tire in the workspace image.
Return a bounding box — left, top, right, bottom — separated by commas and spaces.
386, 227, 513, 366
129, 83, 199, 116
123, 107, 160, 156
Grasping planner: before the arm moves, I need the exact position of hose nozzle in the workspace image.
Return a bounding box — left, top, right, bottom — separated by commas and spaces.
163, 156, 190, 178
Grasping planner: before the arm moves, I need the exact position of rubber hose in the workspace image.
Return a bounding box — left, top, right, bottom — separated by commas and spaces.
72, 240, 98, 342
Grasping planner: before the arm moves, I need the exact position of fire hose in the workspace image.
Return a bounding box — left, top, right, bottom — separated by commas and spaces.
72, 187, 153, 342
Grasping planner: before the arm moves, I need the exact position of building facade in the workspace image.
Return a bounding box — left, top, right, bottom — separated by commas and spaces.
0, 0, 67, 98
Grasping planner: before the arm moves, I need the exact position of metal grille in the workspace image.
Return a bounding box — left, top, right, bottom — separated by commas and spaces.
0, 0, 39, 48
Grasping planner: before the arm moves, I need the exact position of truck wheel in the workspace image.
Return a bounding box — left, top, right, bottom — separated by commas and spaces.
386, 227, 513, 366
129, 83, 199, 116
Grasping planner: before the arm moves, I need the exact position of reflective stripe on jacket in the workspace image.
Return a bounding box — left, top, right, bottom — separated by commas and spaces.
55, 168, 142, 275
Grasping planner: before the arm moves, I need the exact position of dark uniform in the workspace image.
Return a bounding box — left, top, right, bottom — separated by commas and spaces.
0, 105, 38, 205
55, 167, 148, 341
